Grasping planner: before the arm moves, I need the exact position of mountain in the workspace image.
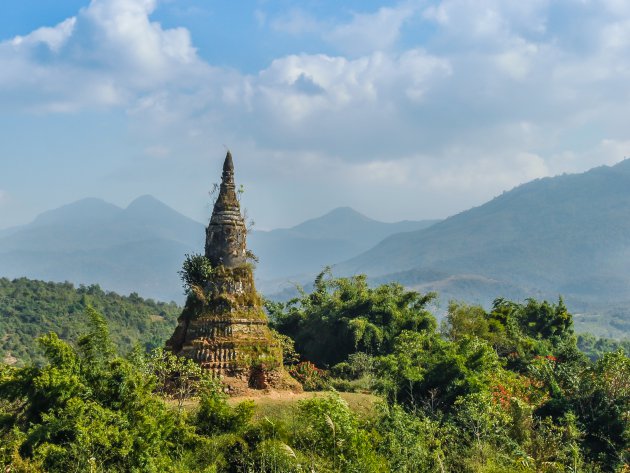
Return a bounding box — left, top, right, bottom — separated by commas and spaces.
0, 198, 434, 301
0, 196, 205, 301
30, 197, 122, 227
248, 207, 438, 282
337, 159, 630, 317
0, 195, 205, 253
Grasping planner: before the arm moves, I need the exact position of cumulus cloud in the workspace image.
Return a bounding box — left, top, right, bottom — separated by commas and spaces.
270, 9, 323, 36
10, 17, 76, 52
127, 0, 630, 220
251, 49, 451, 122
0, 0, 209, 111
2, 0, 630, 226
325, 4, 418, 55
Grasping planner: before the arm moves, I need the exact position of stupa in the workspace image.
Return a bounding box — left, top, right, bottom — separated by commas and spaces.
166, 151, 298, 392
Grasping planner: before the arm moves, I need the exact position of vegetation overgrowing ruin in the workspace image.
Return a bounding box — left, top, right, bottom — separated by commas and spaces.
166, 151, 298, 393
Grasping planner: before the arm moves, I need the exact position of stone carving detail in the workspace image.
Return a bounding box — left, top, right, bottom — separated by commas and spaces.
166, 152, 299, 393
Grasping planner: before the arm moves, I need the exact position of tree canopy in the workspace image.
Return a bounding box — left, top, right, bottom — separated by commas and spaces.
0, 277, 180, 365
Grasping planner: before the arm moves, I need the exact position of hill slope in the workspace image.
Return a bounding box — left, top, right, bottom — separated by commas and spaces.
0, 277, 180, 365
338, 159, 630, 311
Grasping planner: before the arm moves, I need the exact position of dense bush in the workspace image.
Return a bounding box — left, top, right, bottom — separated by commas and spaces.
178, 253, 213, 295
272, 273, 629, 472
0, 307, 189, 472
267, 269, 436, 367
288, 361, 328, 391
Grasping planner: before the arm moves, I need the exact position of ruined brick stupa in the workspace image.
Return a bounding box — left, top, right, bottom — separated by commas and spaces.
167, 151, 298, 392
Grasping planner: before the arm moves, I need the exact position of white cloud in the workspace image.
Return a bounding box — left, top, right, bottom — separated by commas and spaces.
423, 0, 549, 40
0, 0, 209, 111
3, 0, 630, 226
270, 9, 323, 35
0, 190, 9, 206
269, 4, 418, 55
325, 4, 418, 55
493, 39, 539, 80
10, 17, 76, 52
249, 49, 450, 124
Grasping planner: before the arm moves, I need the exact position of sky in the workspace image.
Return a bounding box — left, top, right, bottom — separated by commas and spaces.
1, 0, 629, 230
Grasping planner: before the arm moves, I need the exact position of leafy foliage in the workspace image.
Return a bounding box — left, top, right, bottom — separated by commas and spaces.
178, 253, 213, 295
267, 269, 436, 367
577, 333, 630, 360
0, 278, 180, 366
288, 362, 328, 391
1, 273, 629, 472
271, 272, 629, 472
195, 389, 255, 437
0, 308, 189, 472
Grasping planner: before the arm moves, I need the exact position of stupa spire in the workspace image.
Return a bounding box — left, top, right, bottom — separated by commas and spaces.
213, 151, 239, 214
205, 151, 247, 268
223, 150, 234, 172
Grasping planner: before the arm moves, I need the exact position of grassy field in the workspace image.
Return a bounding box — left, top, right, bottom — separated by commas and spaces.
229, 391, 381, 421
169, 391, 381, 420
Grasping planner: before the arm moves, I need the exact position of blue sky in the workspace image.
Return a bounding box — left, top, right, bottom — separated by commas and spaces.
1, 0, 629, 230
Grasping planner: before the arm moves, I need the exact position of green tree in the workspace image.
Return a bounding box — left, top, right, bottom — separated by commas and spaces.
0, 307, 190, 472
292, 392, 387, 472
179, 253, 213, 295
0, 277, 181, 366
377, 331, 501, 412
268, 269, 436, 367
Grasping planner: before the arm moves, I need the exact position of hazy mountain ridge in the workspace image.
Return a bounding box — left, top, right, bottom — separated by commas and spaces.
337, 159, 630, 316
0, 198, 434, 301
4, 160, 630, 338
1, 195, 205, 253
249, 206, 438, 281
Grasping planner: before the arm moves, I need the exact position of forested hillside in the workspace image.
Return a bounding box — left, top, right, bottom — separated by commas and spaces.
0, 277, 179, 365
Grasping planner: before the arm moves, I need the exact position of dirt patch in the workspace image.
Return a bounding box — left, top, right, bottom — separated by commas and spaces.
229, 389, 312, 404
3, 352, 18, 365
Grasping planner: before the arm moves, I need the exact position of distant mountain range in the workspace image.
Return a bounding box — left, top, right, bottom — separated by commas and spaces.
337, 159, 630, 324
0, 196, 435, 302
0, 196, 204, 302
250, 207, 437, 284
3, 160, 630, 338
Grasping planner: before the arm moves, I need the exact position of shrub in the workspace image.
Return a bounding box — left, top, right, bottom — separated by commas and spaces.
179, 254, 213, 295
195, 388, 255, 436
288, 362, 328, 391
